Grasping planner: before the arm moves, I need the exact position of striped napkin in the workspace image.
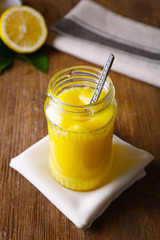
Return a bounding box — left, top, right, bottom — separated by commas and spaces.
47, 0, 160, 87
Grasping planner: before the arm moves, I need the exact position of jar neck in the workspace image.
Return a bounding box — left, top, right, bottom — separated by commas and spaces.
47, 66, 115, 116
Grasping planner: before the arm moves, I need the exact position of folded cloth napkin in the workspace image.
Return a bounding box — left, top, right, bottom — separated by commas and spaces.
10, 135, 154, 229
47, 0, 160, 88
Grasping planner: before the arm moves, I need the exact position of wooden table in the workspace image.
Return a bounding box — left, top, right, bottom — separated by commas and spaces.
0, 0, 160, 239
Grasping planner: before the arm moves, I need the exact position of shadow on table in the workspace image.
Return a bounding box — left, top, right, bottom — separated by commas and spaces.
85, 161, 160, 236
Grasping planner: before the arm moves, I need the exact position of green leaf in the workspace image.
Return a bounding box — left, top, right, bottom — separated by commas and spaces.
17, 50, 49, 73
0, 39, 49, 73
0, 39, 15, 73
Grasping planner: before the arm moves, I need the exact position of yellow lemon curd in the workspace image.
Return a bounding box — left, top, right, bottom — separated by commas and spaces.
44, 67, 117, 191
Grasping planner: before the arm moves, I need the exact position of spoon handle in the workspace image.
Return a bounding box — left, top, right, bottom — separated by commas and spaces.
90, 54, 115, 104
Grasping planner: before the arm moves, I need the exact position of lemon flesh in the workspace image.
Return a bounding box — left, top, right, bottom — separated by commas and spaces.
0, 6, 48, 53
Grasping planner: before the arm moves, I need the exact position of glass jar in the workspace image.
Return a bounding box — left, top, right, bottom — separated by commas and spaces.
44, 66, 117, 191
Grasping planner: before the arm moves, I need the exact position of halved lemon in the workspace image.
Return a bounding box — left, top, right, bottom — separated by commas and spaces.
0, 5, 48, 53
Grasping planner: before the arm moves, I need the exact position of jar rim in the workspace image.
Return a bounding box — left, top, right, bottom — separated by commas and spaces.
48, 65, 114, 112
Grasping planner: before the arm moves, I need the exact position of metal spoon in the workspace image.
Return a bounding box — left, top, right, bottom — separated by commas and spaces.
90, 54, 115, 104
